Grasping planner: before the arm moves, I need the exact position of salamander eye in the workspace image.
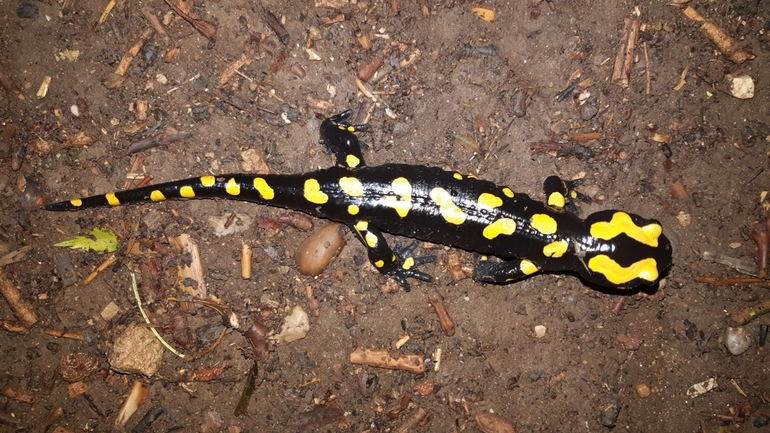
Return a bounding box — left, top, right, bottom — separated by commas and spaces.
582, 210, 673, 287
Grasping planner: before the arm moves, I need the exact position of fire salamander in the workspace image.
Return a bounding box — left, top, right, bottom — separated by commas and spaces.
45, 110, 673, 290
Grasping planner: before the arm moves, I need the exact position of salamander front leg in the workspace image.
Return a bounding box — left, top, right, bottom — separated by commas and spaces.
320, 109, 368, 169
472, 254, 540, 284
543, 175, 592, 214
352, 221, 434, 292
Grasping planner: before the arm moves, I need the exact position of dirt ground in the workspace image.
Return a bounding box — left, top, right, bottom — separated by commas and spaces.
1, 0, 769, 431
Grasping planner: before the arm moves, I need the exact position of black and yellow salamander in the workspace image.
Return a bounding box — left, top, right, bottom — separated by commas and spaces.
45, 110, 672, 290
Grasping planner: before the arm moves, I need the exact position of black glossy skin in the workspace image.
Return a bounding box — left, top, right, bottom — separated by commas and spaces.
45, 111, 673, 289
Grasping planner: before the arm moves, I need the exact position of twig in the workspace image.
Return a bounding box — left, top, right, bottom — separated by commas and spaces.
126, 131, 193, 155
44, 328, 85, 340
696, 276, 765, 285
0, 245, 33, 267
426, 290, 455, 336
163, 0, 216, 39
611, 17, 640, 88
349, 348, 425, 373
680, 5, 755, 64
731, 299, 770, 325
642, 42, 650, 96
115, 28, 155, 77
140, 6, 172, 45
83, 254, 118, 286
0, 269, 38, 327
262, 10, 289, 44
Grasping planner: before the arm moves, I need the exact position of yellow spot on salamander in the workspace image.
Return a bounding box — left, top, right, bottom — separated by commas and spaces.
543, 240, 569, 258
355, 221, 368, 231
530, 214, 557, 235
304, 178, 328, 204
588, 255, 659, 285
590, 212, 661, 247
402, 257, 415, 270
365, 232, 378, 248
105, 193, 120, 206
429, 187, 467, 225
201, 175, 216, 187
180, 186, 195, 198
225, 178, 241, 196
374, 260, 385, 268
346, 154, 361, 168
520, 260, 538, 275
253, 178, 274, 200
70, 198, 82, 207
348, 204, 359, 215
502, 187, 514, 198
466, 174, 477, 179
339, 177, 364, 197
453, 173, 463, 180
150, 190, 166, 201
482, 218, 517, 240
383, 177, 413, 218
478, 192, 503, 209
547, 192, 565, 208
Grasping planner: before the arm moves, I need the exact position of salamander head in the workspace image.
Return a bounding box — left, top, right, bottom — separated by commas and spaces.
578, 210, 672, 288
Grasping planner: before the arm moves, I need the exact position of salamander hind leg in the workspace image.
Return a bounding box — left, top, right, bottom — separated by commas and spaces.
543, 175, 592, 214
320, 110, 368, 169
472, 254, 540, 284
352, 221, 434, 292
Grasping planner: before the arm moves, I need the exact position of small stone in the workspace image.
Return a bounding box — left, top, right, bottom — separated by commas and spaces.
273, 306, 310, 344
108, 324, 164, 376
599, 402, 620, 428
725, 326, 751, 355
17, 1, 39, 19
579, 103, 598, 120
636, 383, 651, 397
534, 325, 546, 338
730, 75, 754, 99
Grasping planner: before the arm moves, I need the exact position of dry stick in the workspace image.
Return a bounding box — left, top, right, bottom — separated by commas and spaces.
681, 5, 755, 64
349, 348, 425, 373
140, 6, 172, 46
241, 242, 252, 279
611, 18, 631, 87
0, 269, 38, 327
696, 276, 765, 285
126, 131, 193, 155
731, 299, 770, 325
426, 290, 455, 336
643, 42, 651, 95
83, 255, 118, 286
115, 28, 155, 77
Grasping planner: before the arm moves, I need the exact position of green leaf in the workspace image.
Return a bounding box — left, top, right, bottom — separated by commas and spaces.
54, 228, 119, 253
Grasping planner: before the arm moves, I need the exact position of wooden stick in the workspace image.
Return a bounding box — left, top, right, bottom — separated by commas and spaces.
241, 242, 252, 279
731, 299, 770, 325
642, 42, 650, 96
427, 290, 455, 336
115, 28, 155, 77
349, 348, 425, 373
140, 6, 172, 45
83, 255, 118, 286
0, 269, 38, 327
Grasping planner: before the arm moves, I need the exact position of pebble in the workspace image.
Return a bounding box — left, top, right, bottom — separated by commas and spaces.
579, 103, 598, 120
724, 326, 751, 355
534, 325, 546, 338
108, 324, 164, 376
17, 1, 39, 18
636, 383, 651, 397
